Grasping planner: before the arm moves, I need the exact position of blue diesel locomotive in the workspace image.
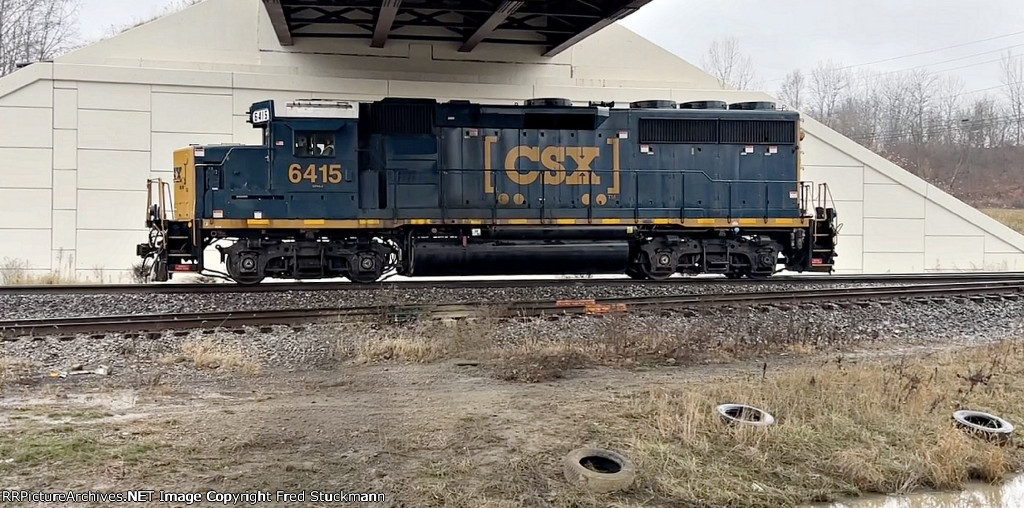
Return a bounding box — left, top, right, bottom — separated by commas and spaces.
138, 98, 837, 283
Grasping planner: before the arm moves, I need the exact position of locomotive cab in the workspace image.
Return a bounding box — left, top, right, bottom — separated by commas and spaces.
140, 99, 366, 282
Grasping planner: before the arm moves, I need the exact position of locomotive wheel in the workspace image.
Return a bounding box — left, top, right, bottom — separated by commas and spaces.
638, 252, 673, 281
724, 272, 743, 279
347, 252, 384, 284
231, 273, 265, 285
642, 268, 672, 280
227, 252, 265, 285
625, 265, 648, 280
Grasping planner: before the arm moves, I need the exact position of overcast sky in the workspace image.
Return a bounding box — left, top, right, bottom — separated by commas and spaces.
621, 0, 1023, 96
78, 0, 1022, 98
77, 0, 181, 41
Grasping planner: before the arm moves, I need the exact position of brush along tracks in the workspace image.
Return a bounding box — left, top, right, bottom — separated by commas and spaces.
4, 272, 1024, 296
1, 280, 1022, 340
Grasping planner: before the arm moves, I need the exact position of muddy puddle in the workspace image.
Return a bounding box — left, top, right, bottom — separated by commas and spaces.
823, 475, 1024, 508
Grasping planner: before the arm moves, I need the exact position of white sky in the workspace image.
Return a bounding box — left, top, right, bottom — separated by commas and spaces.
622, 0, 1023, 97
77, 0, 181, 42
77, 0, 1022, 99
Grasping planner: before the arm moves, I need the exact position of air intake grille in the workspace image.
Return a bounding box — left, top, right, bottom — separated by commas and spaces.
639, 119, 718, 143
366, 102, 436, 135
719, 120, 795, 144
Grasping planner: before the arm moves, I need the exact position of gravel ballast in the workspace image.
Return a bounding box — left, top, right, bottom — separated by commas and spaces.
3, 296, 1022, 378
1, 281, 901, 320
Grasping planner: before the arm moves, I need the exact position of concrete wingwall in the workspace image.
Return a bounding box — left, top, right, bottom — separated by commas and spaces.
0, 0, 1021, 279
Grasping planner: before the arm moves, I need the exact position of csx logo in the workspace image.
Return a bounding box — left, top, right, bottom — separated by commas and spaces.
503, 145, 601, 185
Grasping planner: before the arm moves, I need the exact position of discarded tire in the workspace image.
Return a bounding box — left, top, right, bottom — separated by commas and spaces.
717, 404, 776, 427
563, 447, 636, 493
953, 410, 1014, 438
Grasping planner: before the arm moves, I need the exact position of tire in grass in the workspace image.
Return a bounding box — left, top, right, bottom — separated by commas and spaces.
953, 410, 1014, 439
716, 403, 776, 427
563, 447, 636, 493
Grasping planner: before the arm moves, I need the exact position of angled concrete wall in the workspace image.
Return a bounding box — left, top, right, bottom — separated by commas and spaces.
0, 0, 1021, 279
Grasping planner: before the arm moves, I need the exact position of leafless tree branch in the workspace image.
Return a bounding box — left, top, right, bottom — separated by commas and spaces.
0, 0, 79, 76
701, 38, 757, 90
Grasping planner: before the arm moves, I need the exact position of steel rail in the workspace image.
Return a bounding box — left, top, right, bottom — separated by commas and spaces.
2, 280, 1021, 339
3, 272, 1024, 296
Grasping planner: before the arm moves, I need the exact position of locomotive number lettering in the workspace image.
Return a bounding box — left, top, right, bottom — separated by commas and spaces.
251, 108, 271, 124
288, 164, 343, 184
503, 145, 601, 186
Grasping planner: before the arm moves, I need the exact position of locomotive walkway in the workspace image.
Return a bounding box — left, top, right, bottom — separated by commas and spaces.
2, 278, 1022, 339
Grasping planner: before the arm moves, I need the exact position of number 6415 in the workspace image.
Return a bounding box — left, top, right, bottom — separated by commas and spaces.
289, 164, 342, 184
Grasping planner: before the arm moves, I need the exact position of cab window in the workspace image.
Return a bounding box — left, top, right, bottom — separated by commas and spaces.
294, 131, 336, 157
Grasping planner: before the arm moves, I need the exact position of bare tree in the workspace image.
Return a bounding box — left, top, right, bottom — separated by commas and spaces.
777, 69, 805, 110
808, 60, 851, 127
701, 38, 757, 90
0, 0, 79, 76
832, 71, 881, 147
905, 69, 938, 145
104, 0, 204, 38
1000, 50, 1024, 145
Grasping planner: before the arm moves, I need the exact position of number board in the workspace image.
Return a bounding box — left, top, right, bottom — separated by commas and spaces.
251, 108, 271, 124
288, 164, 343, 185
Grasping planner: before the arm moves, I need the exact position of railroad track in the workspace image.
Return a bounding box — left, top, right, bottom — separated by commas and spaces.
2, 280, 1021, 339
4, 272, 1024, 296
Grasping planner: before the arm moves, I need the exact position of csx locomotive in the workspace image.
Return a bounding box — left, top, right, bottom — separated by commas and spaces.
138, 97, 837, 283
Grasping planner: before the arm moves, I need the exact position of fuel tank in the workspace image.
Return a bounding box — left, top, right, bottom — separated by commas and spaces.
409, 239, 629, 276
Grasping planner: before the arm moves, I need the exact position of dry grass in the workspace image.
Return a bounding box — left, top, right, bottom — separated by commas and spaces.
0, 357, 38, 388
621, 342, 1024, 507
490, 343, 592, 383
398, 341, 1024, 508
161, 339, 262, 376
983, 208, 1024, 234
0, 257, 80, 285
2, 251, 78, 285
352, 314, 839, 382
0, 253, 134, 285
354, 316, 499, 364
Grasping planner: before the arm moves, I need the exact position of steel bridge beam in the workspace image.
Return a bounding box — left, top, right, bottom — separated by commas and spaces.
459, 1, 524, 53
543, 0, 651, 57
371, 0, 402, 48
263, 0, 294, 46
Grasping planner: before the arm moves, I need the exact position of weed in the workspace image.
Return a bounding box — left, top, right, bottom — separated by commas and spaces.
130, 262, 149, 284
163, 338, 262, 376
349, 312, 846, 382
354, 314, 498, 364
1, 252, 79, 285
0, 357, 38, 388
490, 344, 591, 383
0, 257, 31, 284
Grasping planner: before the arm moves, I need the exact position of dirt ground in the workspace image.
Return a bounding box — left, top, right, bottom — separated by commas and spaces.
2, 357, 728, 508
2, 316, 1023, 508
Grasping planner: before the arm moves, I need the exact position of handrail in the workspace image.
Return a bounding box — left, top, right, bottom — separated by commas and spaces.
146, 178, 174, 223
